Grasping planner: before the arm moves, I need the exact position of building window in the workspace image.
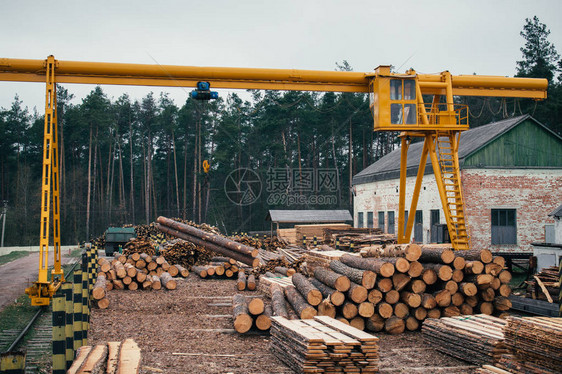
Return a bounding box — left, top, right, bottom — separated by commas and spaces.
414, 210, 423, 243
367, 212, 374, 228
387, 211, 395, 234
358, 212, 364, 228
491, 209, 516, 245
378, 211, 385, 231
430, 210, 440, 243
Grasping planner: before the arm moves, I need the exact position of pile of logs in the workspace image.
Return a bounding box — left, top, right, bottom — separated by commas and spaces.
323, 228, 396, 251
254, 250, 304, 277
496, 316, 562, 373
232, 294, 272, 333
67, 339, 140, 374
265, 245, 513, 334
156, 216, 259, 267
190, 257, 244, 280
270, 316, 379, 373
93, 253, 188, 308
525, 265, 560, 303
124, 239, 156, 256
421, 314, 508, 366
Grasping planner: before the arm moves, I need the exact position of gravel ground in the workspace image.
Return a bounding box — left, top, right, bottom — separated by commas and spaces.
88, 275, 478, 374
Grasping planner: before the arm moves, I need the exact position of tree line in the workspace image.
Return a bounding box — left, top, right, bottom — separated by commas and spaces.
0, 16, 560, 245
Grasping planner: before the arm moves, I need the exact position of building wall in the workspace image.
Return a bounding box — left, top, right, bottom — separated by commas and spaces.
354, 168, 562, 252
555, 218, 562, 245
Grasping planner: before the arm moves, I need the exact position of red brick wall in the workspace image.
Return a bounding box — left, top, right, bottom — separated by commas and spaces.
462, 169, 562, 253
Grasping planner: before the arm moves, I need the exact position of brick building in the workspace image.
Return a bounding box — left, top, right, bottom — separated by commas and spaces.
352, 115, 562, 252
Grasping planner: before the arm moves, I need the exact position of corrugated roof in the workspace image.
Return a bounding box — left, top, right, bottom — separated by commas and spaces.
353, 115, 535, 185
549, 204, 562, 218
266, 210, 352, 223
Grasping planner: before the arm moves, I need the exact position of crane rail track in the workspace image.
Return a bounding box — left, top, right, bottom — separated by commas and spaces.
1, 258, 82, 372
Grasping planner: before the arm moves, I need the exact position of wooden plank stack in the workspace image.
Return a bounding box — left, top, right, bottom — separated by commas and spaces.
67, 339, 141, 374
496, 316, 562, 373
525, 265, 560, 302
305, 250, 351, 272
323, 228, 395, 251
421, 314, 508, 366
270, 316, 379, 373
296, 224, 351, 243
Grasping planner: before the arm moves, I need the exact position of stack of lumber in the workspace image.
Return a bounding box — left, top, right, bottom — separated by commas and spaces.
67, 338, 140, 374
525, 265, 560, 303
230, 233, 287, 252
93, 253, 188, 308
323, 228, 396, 251
270, 316, 379, 373
255, 248, 304, 276
495, 316, 562, 373
232, 294, 273, 333
304, 249, 351, 272
271, 245, 513, 334
258, 275, 294, 297
156, 216, 260, 267
296, 224, 351, 243
277, 228, 298, 246
422, 314, 508, 366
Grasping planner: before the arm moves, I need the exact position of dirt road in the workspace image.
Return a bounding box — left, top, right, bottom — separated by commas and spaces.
0, 249, 77, 311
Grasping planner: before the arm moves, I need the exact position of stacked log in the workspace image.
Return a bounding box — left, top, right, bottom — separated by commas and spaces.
156, 216, 259, 267
93, 252, 189, 307
496, 316, 562, 373
232, 294, 273, 333
323, 227, 396, 250
283, 248, 512, 334
422, 314, 508, 366
270, 316, 379, 373
191, 258, 244, 280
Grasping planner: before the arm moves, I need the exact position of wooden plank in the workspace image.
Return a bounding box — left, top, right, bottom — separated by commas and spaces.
117, 339, 141, 374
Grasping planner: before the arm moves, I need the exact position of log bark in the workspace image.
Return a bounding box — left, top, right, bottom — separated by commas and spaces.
284, 285, 317, 319
309, 278, 345, 306
493, 296, 512, 311
237, 270, 246, 291
340, 254, 394, 277
465, 274, 493, 288
366, 314, 385, 332
274, 266, 296, 276
361, 243, 421, 261
93, 274, 107, 300
112, 279, 124, 290
191, 266, 208, 278
270, 284, 289, 318
485, 263, 503, 276
160, 272, 176, 290
423, 264, 452, 281
385, 316, 405, 334
329, 260, 376, 289
454, 249, 493, 263
151, 275, 161, 290
292, 273, 323, 306
233, 294, 252, 333
313, 267, 350, 292
480, 288, 495, 302
175, 265, 189, 277
459, 303, 473, 315
419, 248, 454, 264
442, 305, 461, 317
247, 274, 256, 291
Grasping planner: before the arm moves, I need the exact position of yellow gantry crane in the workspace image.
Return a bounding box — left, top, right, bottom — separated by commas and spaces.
0, 56, 547, 305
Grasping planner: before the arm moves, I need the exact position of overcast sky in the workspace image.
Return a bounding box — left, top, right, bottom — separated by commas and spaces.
1, 0, 561, 112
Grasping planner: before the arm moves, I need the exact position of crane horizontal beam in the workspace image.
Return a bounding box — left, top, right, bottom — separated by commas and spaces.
0, 57, 548, 99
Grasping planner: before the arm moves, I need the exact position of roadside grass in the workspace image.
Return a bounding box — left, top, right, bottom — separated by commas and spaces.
0, 251, 31, 266
0, 294, 37, 350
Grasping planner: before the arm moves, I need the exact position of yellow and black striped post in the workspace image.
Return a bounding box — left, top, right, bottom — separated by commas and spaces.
52, 292, 66, 374
350, 243, 354, 251
303, 235, 307, 247
81, 253, 89, 346
336, 239, 340, 250
88, 247, 94, 295
0, 351, 26, 373
313, 236, 317, 246
62, 283, 74, 369
72, 269, 83, 352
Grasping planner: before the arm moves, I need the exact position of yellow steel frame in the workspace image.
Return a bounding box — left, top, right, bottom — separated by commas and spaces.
0, 56, 548, 303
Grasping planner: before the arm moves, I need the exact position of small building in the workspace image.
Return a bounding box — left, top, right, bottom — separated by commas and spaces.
352, 115, 562, 252
266, 209, 352, 229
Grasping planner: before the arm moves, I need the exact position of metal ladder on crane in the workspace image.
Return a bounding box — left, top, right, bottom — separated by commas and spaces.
435, 131, 470, 250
